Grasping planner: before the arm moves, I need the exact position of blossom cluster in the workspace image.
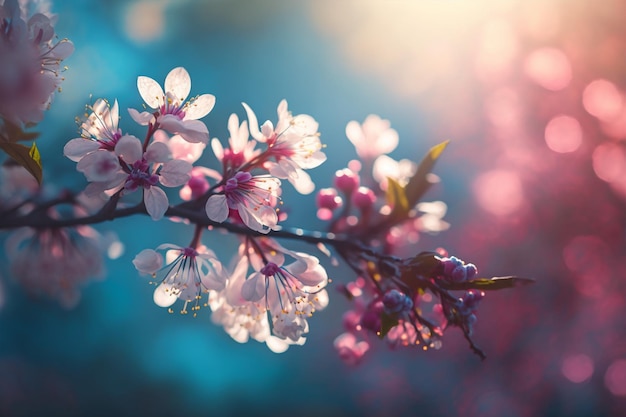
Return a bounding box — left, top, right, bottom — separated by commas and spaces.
0, 0, 73, 126
0, 0, 525, 364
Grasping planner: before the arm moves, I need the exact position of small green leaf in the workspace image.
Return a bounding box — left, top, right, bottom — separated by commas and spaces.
386, 177, 409, 217
378, 312, 399, 339
441, 276, 535, 291
0, 141, 43, 185
404, 140, 449, 208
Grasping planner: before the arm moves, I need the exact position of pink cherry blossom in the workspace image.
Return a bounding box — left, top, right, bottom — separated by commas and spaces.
205, 171, 281, 233
133, 243, 226, 315
0, 0, 73, 125
77, 135, 191, 220
64, 98, 123, 162
244, 100, 326, 194
345, 114, 399, 161
128, 67, 215, 144
210, 112, 260, 174
6, 225, 107, 309
209, 239, 329, 351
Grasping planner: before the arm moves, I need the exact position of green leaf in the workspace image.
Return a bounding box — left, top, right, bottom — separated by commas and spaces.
404, 140, 449, 208
378, 312, 399, 339
0, 141, 43, 185
386, 176, 409, 217
441, 276, 535, 291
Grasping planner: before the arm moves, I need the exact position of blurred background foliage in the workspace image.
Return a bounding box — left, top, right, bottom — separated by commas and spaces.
1, 0, 626, 416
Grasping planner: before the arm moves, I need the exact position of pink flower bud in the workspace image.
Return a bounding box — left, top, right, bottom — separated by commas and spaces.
351, 186, 376, 210
334, 168, 360, 194
316, 188, 343, 210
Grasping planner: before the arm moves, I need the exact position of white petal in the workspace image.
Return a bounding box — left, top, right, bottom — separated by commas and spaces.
211, 138, 224, 161
345, 120, 364, 147
153, 283, 178, 307
296, 263, 328, 287
159, 160, 192, 187
265, 336, 290, 353
137, 76, 164, 109
242, 102, 264, 141
144, 186, 169, 220
128, 108, 154, 126
164, 67, 191, 102
145, 141, 171, 164
205, 195, 229, 222
288, 169, 315, 195
115, 135, 143, 164
185, 94, 215, 120
64, 139, 100, 162
133, 249, 163, 274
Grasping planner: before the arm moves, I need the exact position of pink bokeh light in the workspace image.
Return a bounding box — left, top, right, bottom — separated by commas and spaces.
524, 48, 572, 91
544, 115, 583, 153
605, 359, 626, 396
561, 354, 594, 383
473, 170, 523, 216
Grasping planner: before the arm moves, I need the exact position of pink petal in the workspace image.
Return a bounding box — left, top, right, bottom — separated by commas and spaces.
159, 115, 209, 144
133, 249, 163, 274
164, 67, 191, 103
137, 76, 164, 109
159, 160, 192, 187
128, 108, 154, 126
77, 150, 120, 182
64, 138, 100, 162
145, 141, 171, 164
205, 195, 229, 222
115, 135, 143, 164
144, 186, 169, 220
241, 273, 265, 302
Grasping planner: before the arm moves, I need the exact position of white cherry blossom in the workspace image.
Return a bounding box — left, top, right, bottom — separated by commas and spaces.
133, 243, 226, 315
244, 100, 325, 194
128, 67, 215, 144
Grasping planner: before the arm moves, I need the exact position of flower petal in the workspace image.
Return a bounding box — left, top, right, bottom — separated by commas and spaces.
137, 76, 164, 109
145, 141, 171, 164
63, 138, 100, 162
185, 94, 215, 120
77, 150, 120, 182
115, 135, 143, 164
164, 67, 191, 103
159, 160, 192, 187
241, 272, 265, 302
153, 283, 178, 307
144, 186, 169, 220
133, 249, 163, 274
242, 102, 264, 141
128, 108, 154, 126
205, 195, 229, 222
